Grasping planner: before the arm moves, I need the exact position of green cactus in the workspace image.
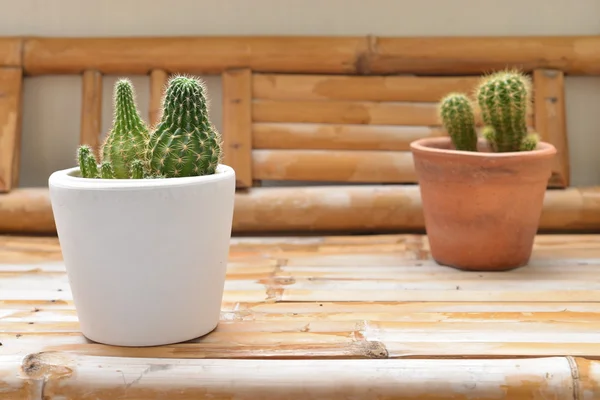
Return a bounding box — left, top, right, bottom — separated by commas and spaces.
100, 79, 150, 179
76, 75, 222, 180
130, 159, 145, 179
77, 145, 99, 178
475, 70, 532, 152
148, 75, 222, 177
520, 132, 540, 151
100, 161, 115, 179
438, 93, 478, 152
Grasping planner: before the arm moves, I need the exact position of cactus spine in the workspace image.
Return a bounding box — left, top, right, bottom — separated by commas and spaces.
75, 75, 223, 180
100, 79, 150, 179
475, 70, 534, 152
439, 93, 478, 152
436, 69, 539, 153
148, 76, 222, 177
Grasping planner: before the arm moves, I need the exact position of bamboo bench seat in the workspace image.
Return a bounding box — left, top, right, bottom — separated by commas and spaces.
2, 233, 600, 398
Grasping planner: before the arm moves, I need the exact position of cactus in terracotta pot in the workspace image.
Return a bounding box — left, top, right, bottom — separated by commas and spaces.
75, 75, 222, 180
437, 70, 539, 153
438, 93, 478, 152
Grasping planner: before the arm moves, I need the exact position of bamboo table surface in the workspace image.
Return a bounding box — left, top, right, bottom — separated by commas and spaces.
1, 233, 600, 399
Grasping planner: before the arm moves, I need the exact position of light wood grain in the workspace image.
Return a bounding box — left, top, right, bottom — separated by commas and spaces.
252, 123, 448, 151
0, 38, 23, 67
148, 69, 168, 126
252, 99, 535, 127
252, 73, 481, 101
1, 234, 600, 398
1, 186, 599, 234
533, 69, 570, 188
368, 35, 600, 75
0, 67, 23, 193
222, 69, 253, 187
252, 149, 416, 182
22, 36, 368, 75
18, 36, 600, 76
79, 70, 102, 158
3, 354, 596, 399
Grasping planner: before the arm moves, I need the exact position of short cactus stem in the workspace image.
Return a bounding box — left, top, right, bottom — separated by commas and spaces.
130, 160, 145, 179
100, 161, 116, 179
77, 145, 99, 178
520, 132, 540, 151
438, 93, 478, 152
86, 157, 99, 178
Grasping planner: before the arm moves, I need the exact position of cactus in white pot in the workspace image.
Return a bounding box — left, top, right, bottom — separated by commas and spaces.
48, 75, 236, 346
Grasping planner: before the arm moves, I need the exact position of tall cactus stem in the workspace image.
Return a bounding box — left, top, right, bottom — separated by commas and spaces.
100, 78, 150, 179
475, 70, 532, 152
148, 75, 222, 178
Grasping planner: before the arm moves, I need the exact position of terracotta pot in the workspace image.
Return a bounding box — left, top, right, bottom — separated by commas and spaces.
410, 137, 557, 271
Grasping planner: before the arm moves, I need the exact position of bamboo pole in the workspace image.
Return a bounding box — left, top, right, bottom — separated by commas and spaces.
18, 35, 600, 76
252, 73, 481, 102
252, 99, 534, 126
22, 36, 368, 75
533, 69, 570, 188
367, 35, 600, 75
252, 123, 447, 151
1, 353, 597, 399
0, 67, 23, 193
0, 38, 23, 67
1, 186, 598, 234
149, 69, 168, 126
222, 69, 253, 188
79, 70, 103, 159
252, 149, 416, 183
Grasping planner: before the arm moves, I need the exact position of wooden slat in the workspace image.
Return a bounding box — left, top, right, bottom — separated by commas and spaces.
22, 36, 368, 75
222, 69, 253, 188
79, 70, 102, 158
534, 69, 570, 188
19, 36, 600, 76
0, 67, 23, 193
252, 149, 415, 183
1, 186, 599, 234
252, 74, 481, 102
0, 38, 23, 67
148, 69, 168, 126
253, 123, 448, 151
232, 185, 600, 233
253, 100, 438, 125
2, 354, 594, 399
368, 35, 600, 75
252, 99, 534, 126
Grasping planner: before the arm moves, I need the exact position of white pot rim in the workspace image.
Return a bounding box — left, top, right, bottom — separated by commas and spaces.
49, 164, 235, 191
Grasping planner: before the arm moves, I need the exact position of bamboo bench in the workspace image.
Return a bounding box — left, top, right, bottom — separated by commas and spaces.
1, 35, 600, 399
0, 35, 599, 234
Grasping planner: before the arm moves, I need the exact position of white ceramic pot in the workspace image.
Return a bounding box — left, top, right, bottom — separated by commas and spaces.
48, 164, 236, 347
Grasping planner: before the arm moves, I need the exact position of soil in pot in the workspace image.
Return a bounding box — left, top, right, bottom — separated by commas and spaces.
410, 137, 556, 272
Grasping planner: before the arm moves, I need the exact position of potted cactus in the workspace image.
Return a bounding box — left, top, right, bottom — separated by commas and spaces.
48, 75, 236, 346
410, 70, 556, 271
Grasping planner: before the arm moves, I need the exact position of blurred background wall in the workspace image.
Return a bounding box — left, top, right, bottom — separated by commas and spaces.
2, 0, 599, 187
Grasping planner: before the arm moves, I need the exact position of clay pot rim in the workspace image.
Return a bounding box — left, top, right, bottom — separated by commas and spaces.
410, 137, 557, 159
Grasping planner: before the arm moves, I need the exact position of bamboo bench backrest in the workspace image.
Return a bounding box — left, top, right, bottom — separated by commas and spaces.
222, 69, 570, 189
2, 35, 591, 197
